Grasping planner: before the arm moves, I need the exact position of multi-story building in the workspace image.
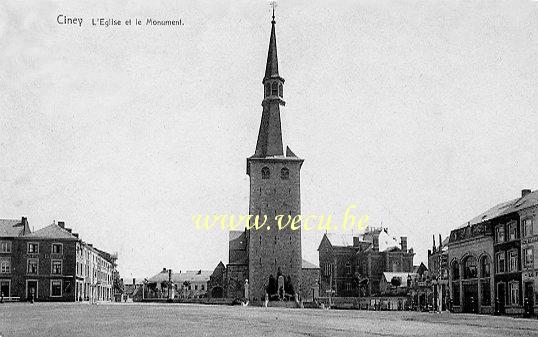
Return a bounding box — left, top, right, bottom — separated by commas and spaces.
318, 227, 414, 297
1, 219, 115, 302
0, 217, 31, 299
448, 189, 538, 316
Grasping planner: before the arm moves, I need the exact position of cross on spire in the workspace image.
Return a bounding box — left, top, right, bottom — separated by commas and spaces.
270, 1, 277, 23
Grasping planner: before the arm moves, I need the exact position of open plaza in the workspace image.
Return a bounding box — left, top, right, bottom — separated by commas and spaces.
1, 302, 537, 337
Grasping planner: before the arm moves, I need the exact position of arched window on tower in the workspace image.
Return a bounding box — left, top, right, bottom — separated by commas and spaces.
261, 167, 270, 179
271, 82, 278, 96
265, 83, 271, 97
481, 255, 490, 278
281, 167, 289, 180
278, 83, 283, 97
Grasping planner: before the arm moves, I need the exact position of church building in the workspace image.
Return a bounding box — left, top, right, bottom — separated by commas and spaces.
208, 11, 319, 303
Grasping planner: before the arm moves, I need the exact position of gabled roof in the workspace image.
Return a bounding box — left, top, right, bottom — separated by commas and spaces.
324, 233, 355, 247
0, 218, 29, 237
457, 190, 538, 228
148, 269, 212, 284
24, 223, 78, 240
302, 259, 319, 269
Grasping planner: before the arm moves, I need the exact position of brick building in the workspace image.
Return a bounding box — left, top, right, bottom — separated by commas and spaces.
318, 227, 414, 297
448, 189, 538, 315
0, 219, 115, 302
208, 12, 319, 302
0, 217, 31, 299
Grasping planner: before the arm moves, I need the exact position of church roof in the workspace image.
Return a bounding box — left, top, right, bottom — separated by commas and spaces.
302, 259, 319, 269
264, 13, 280, 82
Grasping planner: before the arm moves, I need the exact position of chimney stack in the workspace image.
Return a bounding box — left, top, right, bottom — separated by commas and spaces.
432, 235, 436, 253
58, 221, 65, 228
133, 278, 136, 285
401, 236, 408, 253
522, 189, 532, 198
372, 235, 379, 252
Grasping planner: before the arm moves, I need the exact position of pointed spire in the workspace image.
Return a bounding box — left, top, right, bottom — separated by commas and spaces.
264, 10, 279, 82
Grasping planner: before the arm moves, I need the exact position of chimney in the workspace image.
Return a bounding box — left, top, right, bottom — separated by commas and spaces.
162, 267, 167, 273
522, 189, 531, 198
133, 278, 136, 285
438, 234, 442, 250
58, 221, 65, 229
432, 235, 436, 253
353, 236, 361, 247
21, 217, 29, 235
73, 233, 79, 238
401, 236, 408, 253
372, 235, 379, 252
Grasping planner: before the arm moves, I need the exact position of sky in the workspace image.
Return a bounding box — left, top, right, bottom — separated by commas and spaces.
1, 0, 537, 280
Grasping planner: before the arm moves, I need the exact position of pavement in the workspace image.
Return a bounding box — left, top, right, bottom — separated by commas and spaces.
1, 302, 538, 337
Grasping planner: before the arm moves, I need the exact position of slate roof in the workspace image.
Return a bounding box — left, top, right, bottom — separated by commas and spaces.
0, 219, 29, 237
457, 190, 538, 228
147, 270, 212, 284
301, 259, 319, 269
324, 233, 355, 247
24, 223, 78, 240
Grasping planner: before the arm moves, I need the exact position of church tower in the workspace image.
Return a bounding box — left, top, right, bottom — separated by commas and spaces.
247, 10, 303, 301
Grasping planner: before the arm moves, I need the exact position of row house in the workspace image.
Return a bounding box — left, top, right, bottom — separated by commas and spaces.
448, 189, 538, 316
0, 218, 115, 302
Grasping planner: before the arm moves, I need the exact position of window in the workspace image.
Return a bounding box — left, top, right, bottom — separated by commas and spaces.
51, 260, 62, 275
27, 243, 39, 254
265, 83, 271, 97
278, 83, 283, 97
201, 284, 205, 291
524, 247, 533, 268
523, 218, 533, 238
261, 167, 270, 179
51, 280, 62, 297
52, 243, 62, 254
495, 225, 505, 243
481, 256, 490, 278
0, 241, 11, 253
271, 82, 278, 96
496, 252, 505, 273
509, 282, 519, 305
194, 285, 198, 290
508, 222, 518, 241
0, 260, 10, 274
463, 256, 478, 279
345, 261, 351, 275
451, 261, 459, 280
27, 259, 38, 274
481, 281, 491, 306
508, 250, 518, 272
280, 167, 289, 180
452, 283, 460, 305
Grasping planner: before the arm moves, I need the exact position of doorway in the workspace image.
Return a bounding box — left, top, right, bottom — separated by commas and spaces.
0, 280, 10, 298
26, 280, 38, 300
463, 283, 478, 313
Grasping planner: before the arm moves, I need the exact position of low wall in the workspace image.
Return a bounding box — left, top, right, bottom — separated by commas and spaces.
137, 298, 237, 305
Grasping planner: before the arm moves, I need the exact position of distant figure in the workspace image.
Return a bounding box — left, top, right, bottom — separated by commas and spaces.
244, 279, 249, 300
264, 293, 269, 307
277, 275, 285, 300
29, 289, 35, 304
1, 291, 4, 303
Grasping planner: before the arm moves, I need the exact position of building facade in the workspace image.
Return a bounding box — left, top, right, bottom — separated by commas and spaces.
447, 189, 538, 316
1, 219, 115, 302
318, 228, 415, 297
